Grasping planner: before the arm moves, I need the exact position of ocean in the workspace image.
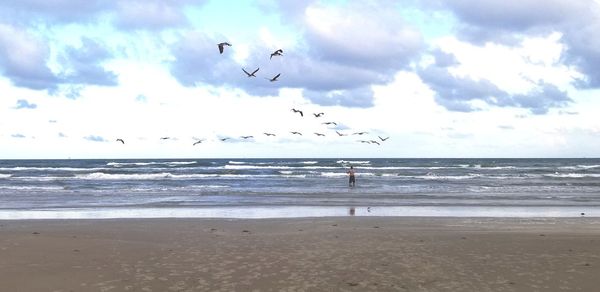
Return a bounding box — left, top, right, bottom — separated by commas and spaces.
1, 158, 600, 219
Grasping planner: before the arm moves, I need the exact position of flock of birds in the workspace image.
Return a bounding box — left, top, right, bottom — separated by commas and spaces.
114, 42, 389, 147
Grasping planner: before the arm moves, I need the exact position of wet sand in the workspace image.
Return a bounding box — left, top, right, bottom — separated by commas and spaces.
1, 217, 599, 291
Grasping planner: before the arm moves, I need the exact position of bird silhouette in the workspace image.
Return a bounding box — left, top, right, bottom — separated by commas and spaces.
266, 73, 281, 82
220, 137, 231, 142
263, 133, 276, 136
322, 122, 337, 126
290, 131, 302, 136
241, 136, 254, 139
353, 132, 368, 135
291, 108, 303, 117
358, 140, 370, 144
314, 133, 325, 137
378, 136, 389, 141
335, 131, 347, 136
217, 42, 231, 54
313, 112, 324, 117
116, 138, 125, 144
160, 137, 170, 140
193, 139, 204, 146
270, 49, 283, 59
242, 67, 259, 77
369, 140, 380, 145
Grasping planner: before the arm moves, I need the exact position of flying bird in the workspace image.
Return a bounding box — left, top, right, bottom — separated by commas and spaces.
313, 112, 324, 117
291, 131, 302, 136
160, 137, 171, 140
314, 133, 325, 137
217, 42, 231, 54
291, 108, 303, 117
266, 73, 281, 82
353, 132, 368, 135
116, 138, 125, 144
322, 122, 337, 126
358, 140, 371, 144
220, 137, 231, 142
193, 139, 204, 146
241, 135, 254, 139
242, 67, 259, 77
378, 136, 390, 141
270, 49, 283, 59
369, 140, 381, 145
335, 131, 347, 136
263, 132, 276, 136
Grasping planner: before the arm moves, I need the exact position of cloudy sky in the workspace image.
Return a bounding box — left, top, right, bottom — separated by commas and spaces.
2, 0, 600, 159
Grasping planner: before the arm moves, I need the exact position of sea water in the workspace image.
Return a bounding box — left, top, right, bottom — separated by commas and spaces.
1, 158, 599, 219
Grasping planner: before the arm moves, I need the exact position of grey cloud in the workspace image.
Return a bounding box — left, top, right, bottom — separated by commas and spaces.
84, 135, 106, 142
0, 24, 59, 90
14, 99, 37, 109
114, 0, 195, 30
427, 0, 600, 89
419, 51, 572, 113
0, 0, 197, 30
0, 0, 109, 24
170, 2, 423, 108
11, 133, 26, 138
418, 65, 509, 112
0, 25, 117, 91
511, 83, 571, 115
60, 38, 118, 86
432, 49, 458, 67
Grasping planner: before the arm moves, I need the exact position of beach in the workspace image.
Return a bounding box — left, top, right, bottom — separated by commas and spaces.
2, 217, 599, 291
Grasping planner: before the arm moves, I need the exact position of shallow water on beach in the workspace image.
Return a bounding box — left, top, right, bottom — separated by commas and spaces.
1, 158, 600, 218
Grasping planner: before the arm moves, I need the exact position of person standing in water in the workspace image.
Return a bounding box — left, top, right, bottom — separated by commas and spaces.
347, 166, 356, 187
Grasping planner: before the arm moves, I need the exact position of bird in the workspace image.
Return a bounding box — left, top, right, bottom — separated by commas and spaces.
160, 137, 170, 140
291, 131, 302, 136
116, 138, 125, 144
217, 42, 231, 54
313, 112, 324, 117
358, 140, 370, 144
370, 140, 380, 145
353, 132, 368, 135
378, 136, 389, 141
314, 133, 325, 137
335, 131, 347, 136
263, 133, 276, 136
241, 135, 254, 139
220, 137, 231, 142
291, 108, 303, 117
322, 122, 337, 126
242, 67, 259, 77
270, 49, 283, 59
266, 73, 281, 82
193, 139, 204, 146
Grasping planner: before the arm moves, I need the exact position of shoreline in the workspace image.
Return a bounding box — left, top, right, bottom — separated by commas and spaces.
1, 205, 598, 220
2, 217, 599, 291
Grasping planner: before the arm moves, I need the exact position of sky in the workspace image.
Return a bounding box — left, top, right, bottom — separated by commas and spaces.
2, 0, 600, 159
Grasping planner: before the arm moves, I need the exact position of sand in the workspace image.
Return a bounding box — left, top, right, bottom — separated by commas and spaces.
1, 217, 599, 291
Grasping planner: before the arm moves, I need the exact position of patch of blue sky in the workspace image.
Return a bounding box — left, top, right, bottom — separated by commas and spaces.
185, 0, 292, 42
397, 5, 456, 40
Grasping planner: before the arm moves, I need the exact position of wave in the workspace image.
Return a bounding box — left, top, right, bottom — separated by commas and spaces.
0, 174, 11, 179
336, 160, 370, 164
107, 161, 196, 167
544, 173, 600, 178
228, 161, 247, 165
301, 161, 319, 164
223, 165, 339, 170
0, 167, 106, 172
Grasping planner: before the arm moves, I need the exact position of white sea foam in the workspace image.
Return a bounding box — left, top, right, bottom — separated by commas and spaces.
301, 161, 318, 164
228, 161, 247, 165
0, 167, 106, 172
0, 174, 11, 178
